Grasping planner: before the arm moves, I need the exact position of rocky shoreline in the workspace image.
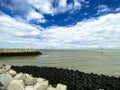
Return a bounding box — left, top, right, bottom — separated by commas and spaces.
11, 66, 120, 90
0, 48, 42, 56
0, 65, 67, 90
1, 65, 120, 90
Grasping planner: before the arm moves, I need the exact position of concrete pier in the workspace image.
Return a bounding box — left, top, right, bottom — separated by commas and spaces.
0, 48, 42, 56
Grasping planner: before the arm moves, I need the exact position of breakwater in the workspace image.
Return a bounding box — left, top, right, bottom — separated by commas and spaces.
11, 66, 120, 90
0, 48, 42, 56
0, 65, 67, 90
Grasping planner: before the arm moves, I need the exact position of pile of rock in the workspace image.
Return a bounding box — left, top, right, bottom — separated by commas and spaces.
0, 65, 67, 90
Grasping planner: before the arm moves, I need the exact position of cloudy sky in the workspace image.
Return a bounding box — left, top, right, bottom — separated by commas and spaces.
0, 0, 120, 49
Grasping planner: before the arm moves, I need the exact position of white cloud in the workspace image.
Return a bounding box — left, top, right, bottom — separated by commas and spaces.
0, 0, 30, 13
0, 0, 46, 23
0, 0, 82, 22
0, 13, 41, 48
39, 13, 120, 49
59, 0, 67, 7
28, 0, 82, 15
27, 10, 44, 21
28, 0, 53, 14
0, 11, 120, 48
97, 5, 110, 14
74, 0, 81, 7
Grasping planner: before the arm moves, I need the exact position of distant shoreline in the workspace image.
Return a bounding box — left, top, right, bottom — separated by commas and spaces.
0, 48, 42, 56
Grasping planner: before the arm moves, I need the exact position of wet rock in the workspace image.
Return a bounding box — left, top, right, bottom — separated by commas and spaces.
56, 84, 67, 90
8, 80, 25, 90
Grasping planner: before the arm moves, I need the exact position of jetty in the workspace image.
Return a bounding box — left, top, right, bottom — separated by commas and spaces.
0, 48, 42, 56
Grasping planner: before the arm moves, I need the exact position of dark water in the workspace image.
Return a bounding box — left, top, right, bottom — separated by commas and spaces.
0, 49, 120, 76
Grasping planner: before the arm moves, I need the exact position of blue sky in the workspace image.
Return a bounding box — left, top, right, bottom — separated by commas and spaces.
0, 0, 120, 49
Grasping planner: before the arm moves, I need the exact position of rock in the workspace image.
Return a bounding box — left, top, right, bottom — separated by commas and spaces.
0, 73, 13, 88
0, 69, 4, 74
8, 80, 25, 90
37, 78, 45, 82
47, 86, 56, 90
0, 82, 4, 90
25, 86, 34, 90
2, 65, 11, 71
0, 65, 11, 74
24, 74, 37, 85
14, 73, 26, 80
0, 64, 2, 68
9, 69, 16, 77
56, 84, 67, 90
34, 80, 48, 90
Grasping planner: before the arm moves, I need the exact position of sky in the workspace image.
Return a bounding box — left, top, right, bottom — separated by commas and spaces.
0, 0, 120, 49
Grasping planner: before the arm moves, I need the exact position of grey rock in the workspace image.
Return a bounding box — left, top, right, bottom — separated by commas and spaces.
14, 73, 26, 80
25, 86, 34, 90
8, 80, 25, 90
56, 84, 67, 90
0, 82, 5, 90
34, 80, 48, 90
9, 69, 16, 77
24, 74, 37, 86
0, 73, 13, 88
47, 86, 56, 90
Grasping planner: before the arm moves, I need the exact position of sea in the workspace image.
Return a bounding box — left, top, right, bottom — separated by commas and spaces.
0, 49, 120, 76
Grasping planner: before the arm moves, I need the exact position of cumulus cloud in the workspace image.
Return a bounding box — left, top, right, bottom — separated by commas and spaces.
97, 5, 110, 15
0, 10, 120, 48
0, 13, 41, 48
0, 0, 83, 24
28, 0, 82, 15
0, 0, 46, 22
0, 0, 120, 49
39, 13, 120, 48
27, 10, 44, 21
0, 0, 30, 14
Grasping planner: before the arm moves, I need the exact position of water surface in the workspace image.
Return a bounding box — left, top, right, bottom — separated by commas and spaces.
0, 49, 120, 76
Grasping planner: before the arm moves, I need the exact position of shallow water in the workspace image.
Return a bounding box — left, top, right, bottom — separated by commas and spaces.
0, 49, 120, 76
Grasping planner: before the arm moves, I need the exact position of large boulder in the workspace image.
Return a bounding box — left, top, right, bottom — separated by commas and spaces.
8, 80, 25, 90
0, 69, 4, 74
56, 84, 67, 90
25, 86, 34, 90
9, 69, 16, 77
47, 85, 56, 90
34, 80, 48, 90
37, 78, 45, 82
14, 73, 26, 80
0, 82, 4, 90
0, 65, 11, 74
2, 65, 11, 71
24, 74, 37, 85
0, 73, 13, 88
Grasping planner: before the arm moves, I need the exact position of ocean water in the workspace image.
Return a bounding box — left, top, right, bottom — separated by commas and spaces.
0, 49, 120, 76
